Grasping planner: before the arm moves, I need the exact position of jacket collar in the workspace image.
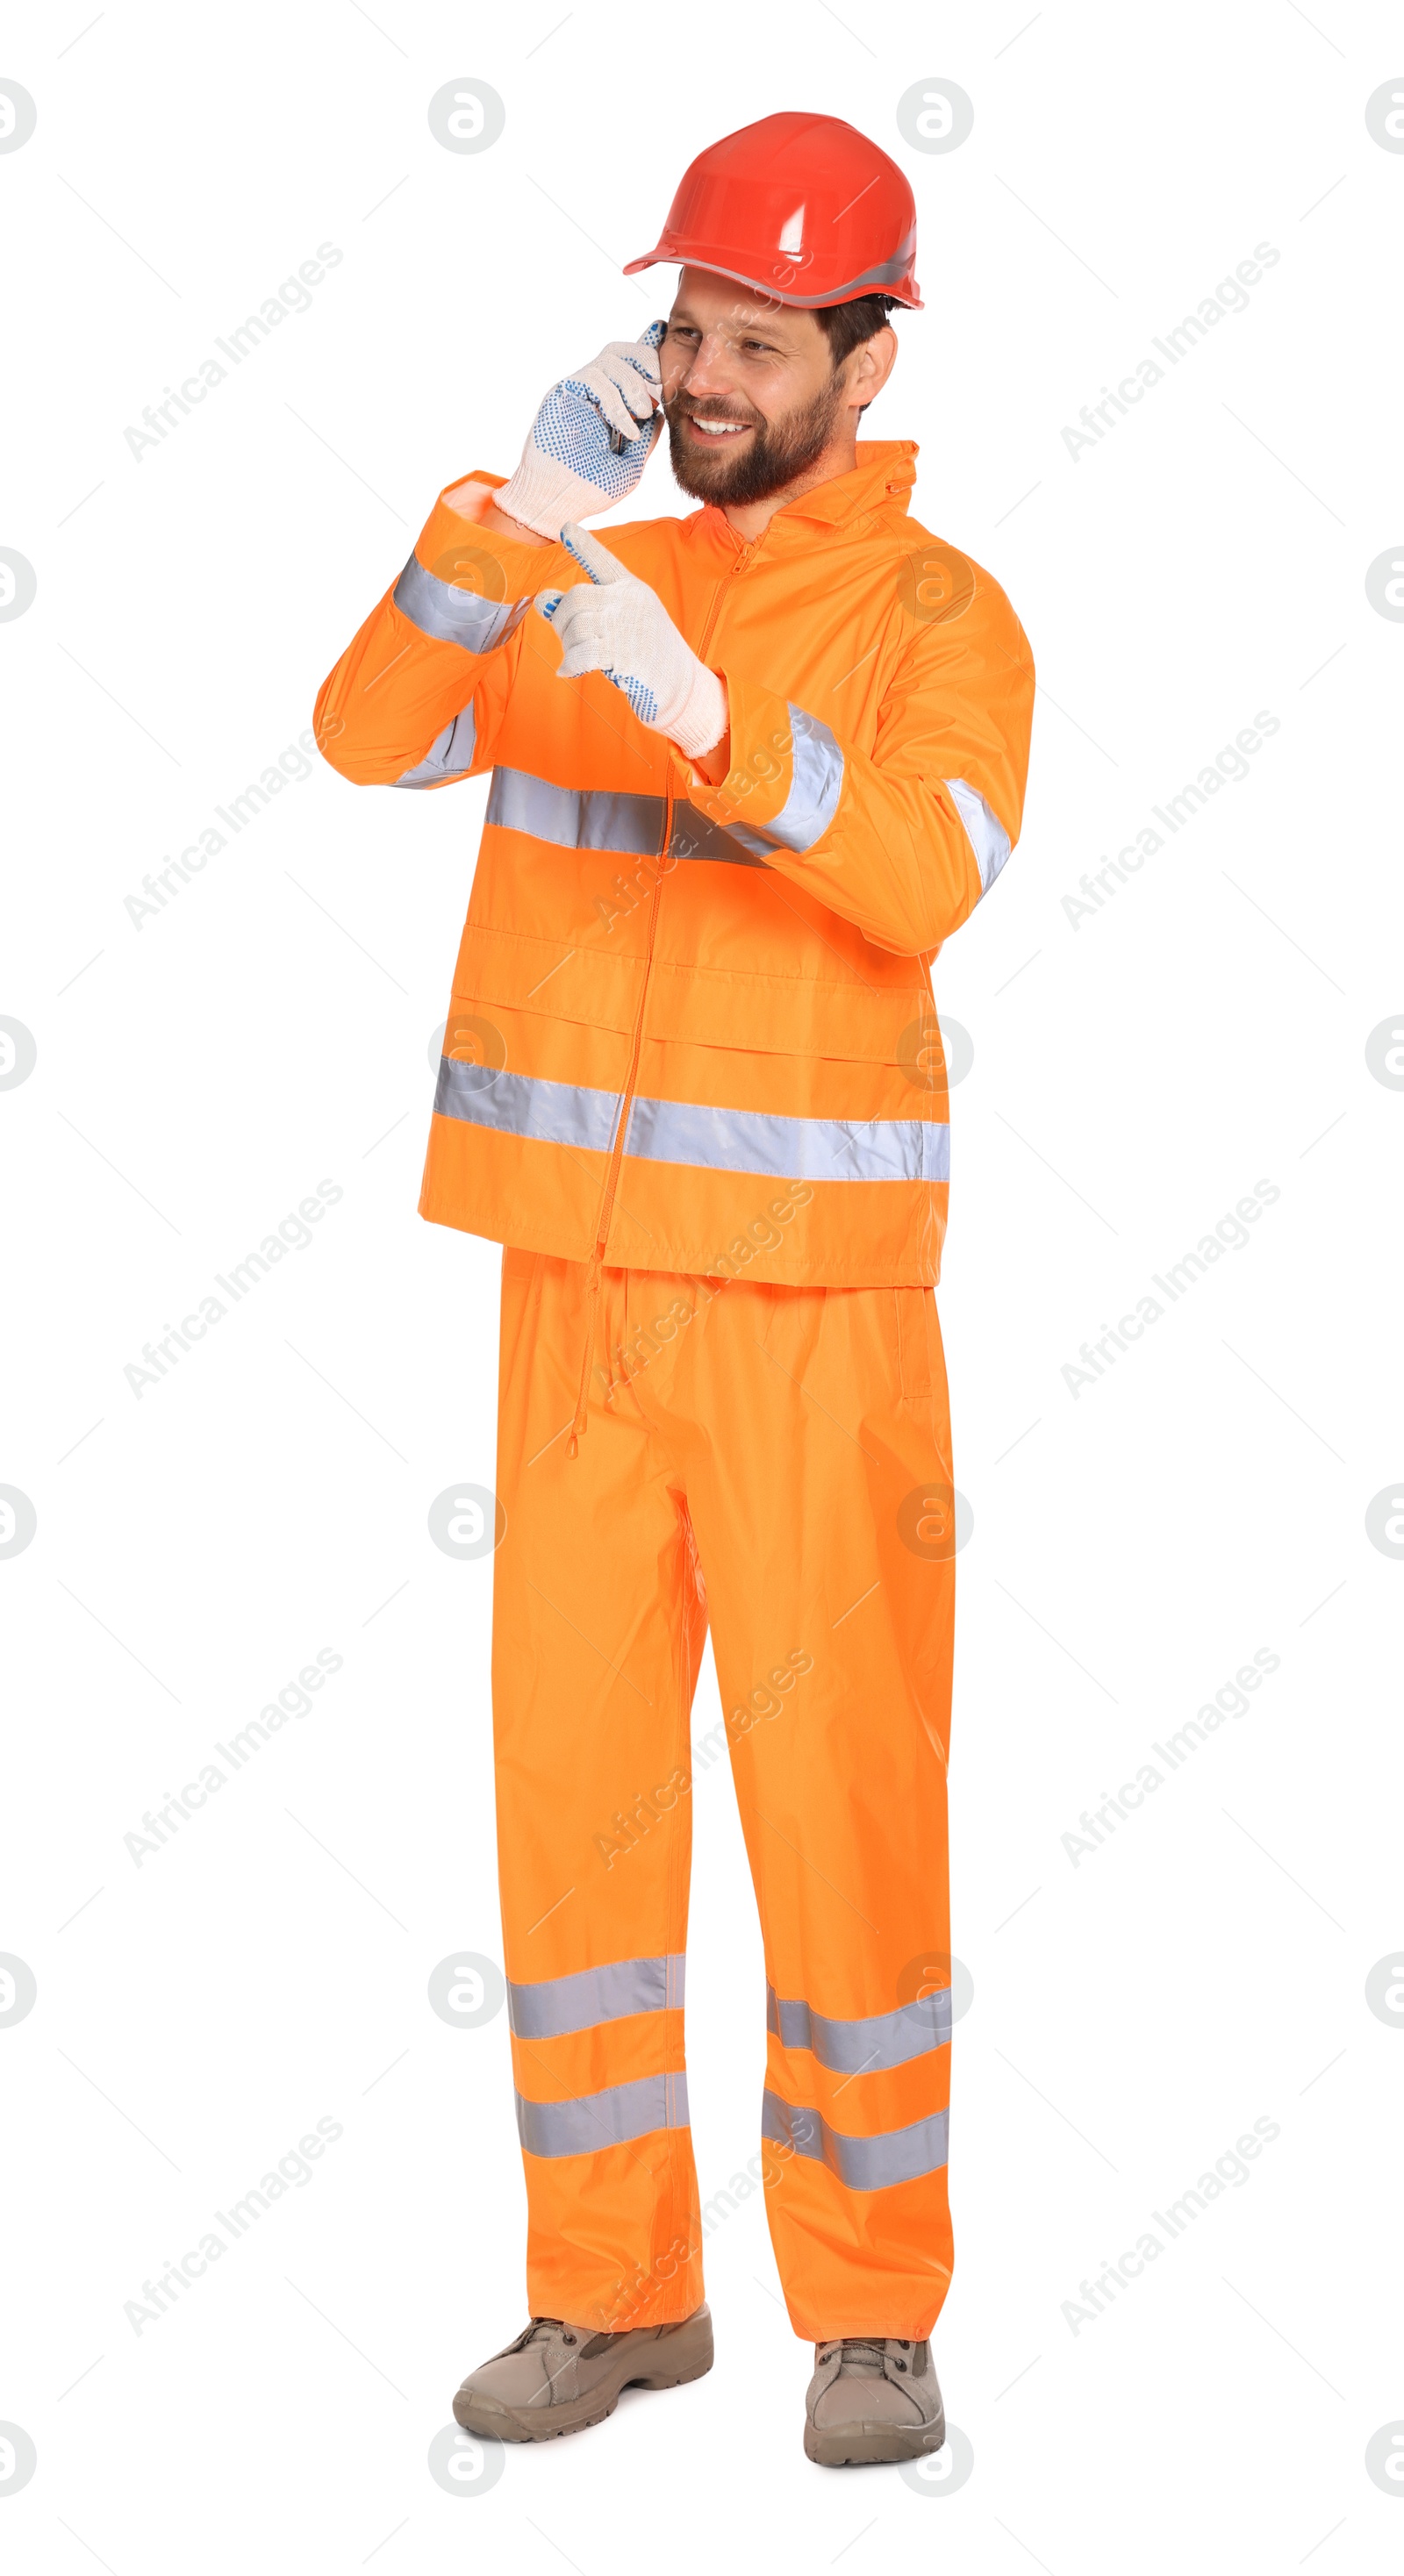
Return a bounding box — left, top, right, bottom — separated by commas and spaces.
774, 440, 918, 527
695, 440, 918, 548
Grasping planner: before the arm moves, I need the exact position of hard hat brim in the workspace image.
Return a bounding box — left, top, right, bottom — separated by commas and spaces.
623, 243, 922, 311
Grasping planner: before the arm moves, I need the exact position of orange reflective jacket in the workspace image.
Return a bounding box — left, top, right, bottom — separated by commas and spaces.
314, 441, 1034, 1285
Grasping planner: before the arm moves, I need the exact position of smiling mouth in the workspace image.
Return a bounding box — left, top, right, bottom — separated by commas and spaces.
685, 415, 754, 439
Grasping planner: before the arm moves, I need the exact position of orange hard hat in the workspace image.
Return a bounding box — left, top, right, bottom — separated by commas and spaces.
623, 111, 923, 311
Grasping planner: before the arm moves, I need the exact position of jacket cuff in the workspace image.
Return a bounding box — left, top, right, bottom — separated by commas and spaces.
394, 476, 564, 658
684, 674, 844, 862
417, 472, 563, 589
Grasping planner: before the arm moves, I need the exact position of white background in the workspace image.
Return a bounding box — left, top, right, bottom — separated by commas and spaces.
3, 1, 1402, 2565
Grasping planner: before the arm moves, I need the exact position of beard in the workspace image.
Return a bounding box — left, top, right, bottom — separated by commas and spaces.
664, 374, 847, 506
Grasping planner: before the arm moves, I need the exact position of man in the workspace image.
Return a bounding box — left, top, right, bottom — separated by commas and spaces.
316, 110, 1034, 2466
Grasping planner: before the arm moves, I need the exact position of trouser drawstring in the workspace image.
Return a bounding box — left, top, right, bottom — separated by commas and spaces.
567, 1251, 604, 1460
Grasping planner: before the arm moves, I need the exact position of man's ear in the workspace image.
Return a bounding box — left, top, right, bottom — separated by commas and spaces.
844, 326, 898, 416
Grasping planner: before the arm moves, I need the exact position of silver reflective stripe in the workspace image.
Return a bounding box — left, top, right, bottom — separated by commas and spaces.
481, 767, 767, 870
393, 553, 528, 653
434, 1060, 623, 1153
484, 768, 763, 867
509, 1953, 686, 2040
667, 804, 767, 869
724, 704, 844, 860
766, 1983, 951, 2072
795, 246, 916, 300
625, 1092, 949, 1185
487, 766, 665, 856
433, 1063, 948, 1183
393, 702, 477, 789
677, 248, 916, 311
516, 2072, 691, 2159
946, 776, 1011, 894
762, 2088, 949, 2191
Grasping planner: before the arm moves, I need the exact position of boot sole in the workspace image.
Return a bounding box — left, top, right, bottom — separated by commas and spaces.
453, 2309, 713, 2444
805, 2411, 947, 2468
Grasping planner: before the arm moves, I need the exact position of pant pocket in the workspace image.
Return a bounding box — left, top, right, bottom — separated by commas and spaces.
894, 1286, 939, 1402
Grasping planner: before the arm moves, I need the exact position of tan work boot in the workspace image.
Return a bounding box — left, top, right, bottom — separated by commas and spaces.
452, 2306, 713, 2443
804, 2335, 945, 2466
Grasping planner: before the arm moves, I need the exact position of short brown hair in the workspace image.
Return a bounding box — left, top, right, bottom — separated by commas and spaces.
813, 293, 899, 369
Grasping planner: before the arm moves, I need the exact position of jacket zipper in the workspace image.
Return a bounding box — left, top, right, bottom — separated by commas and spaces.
588, 529, 763, 1268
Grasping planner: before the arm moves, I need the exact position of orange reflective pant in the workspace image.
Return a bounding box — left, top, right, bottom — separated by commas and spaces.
491, 1249, 956, 2343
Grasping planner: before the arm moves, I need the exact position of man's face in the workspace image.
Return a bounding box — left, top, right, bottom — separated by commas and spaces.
660, 268, 852, 506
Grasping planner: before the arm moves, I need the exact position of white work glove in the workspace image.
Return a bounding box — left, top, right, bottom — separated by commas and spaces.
536, 524, 729, 760
496, 323, 667, 538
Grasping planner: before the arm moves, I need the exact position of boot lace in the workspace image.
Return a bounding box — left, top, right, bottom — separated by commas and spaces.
822, 2336, 912, 2372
